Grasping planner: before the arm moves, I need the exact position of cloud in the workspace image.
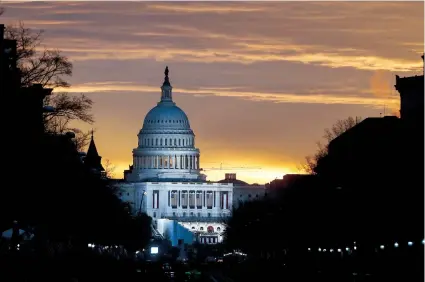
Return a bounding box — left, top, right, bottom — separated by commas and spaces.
3, 2, 422, 72
57, 81, 399, 109
2, 1, 420, 183
370, 71, 394, 98
36, 34, 421, 72
146, 3, 268, 14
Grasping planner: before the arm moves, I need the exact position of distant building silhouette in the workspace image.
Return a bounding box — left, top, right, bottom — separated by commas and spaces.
395, 55, 424, 125
312, 56, 425, 242
265, 174, 319, 199
0, 24, 20, 96
83, 132, 105, 176
217, 173, 266, 209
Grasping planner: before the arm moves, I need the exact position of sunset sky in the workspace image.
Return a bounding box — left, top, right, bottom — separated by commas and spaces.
2, 1, 424, 184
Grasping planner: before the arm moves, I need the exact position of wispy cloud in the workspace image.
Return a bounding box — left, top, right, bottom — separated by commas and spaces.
146, 3, 268, 14
58, 81, 399, 109
3, 2, 422, 72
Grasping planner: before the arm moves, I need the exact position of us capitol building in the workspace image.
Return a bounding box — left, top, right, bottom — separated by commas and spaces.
117, 67, 262, 246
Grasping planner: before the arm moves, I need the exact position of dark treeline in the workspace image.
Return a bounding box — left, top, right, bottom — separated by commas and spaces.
225, 115, 424, 254
0, 22, 152, 273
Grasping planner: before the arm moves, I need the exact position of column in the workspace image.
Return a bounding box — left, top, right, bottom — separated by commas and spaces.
192, 155, 195, 169
168, 155, 170, 169
156, 156, 159, 169
183, 155, 186, 169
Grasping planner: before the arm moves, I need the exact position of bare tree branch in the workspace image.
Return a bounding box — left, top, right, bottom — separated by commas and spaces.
5, 22, 72, 88
72, 129, 92, 152
300, 116, 362, 174
103, 159, 116, 179
5, 22, 94, 135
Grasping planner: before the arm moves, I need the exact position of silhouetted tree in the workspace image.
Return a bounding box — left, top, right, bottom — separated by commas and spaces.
5, 22, 93, 147
301, 116, 362, 174
103, 159, 116, 179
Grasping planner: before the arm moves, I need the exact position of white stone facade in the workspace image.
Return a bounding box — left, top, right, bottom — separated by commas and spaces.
118, 67, 233, 245
232, 184, 266, 209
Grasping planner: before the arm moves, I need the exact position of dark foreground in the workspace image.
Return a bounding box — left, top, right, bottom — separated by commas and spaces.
0, 247, 423, 282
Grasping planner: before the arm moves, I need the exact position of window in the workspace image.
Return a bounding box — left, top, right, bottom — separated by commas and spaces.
192, 226, 195, 230
153, 212, 156, 218
183, 212, 186, 217
208, 213, 211, 217
171, 191, 178, 208
196, 192, 202, 209
190, 212, 194, 216
217, 227, 221, 232
181, 191, 188, 208
189, 191, 195, 208
165, 139, 167, 146
206, 192, 213, 209
200, 227, 204, 231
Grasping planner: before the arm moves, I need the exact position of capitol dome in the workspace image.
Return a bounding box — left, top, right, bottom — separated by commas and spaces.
126, 66, 206, 183
142, 103, 191, 130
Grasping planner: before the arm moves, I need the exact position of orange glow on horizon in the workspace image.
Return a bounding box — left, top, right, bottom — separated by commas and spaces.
108, 161, 298, 185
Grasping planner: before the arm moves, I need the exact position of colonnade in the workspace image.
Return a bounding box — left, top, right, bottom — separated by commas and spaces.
134, 154, 199, 170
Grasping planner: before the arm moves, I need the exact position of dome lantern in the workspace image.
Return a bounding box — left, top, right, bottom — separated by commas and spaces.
161, 66, 173, 103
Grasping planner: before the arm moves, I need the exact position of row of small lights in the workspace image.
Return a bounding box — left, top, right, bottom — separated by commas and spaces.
88, 243, 121, 249
308, 239, 425, 252
223, 251, 247, 257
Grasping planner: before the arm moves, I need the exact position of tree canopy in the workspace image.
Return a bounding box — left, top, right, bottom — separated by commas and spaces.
5, 22, 93, 151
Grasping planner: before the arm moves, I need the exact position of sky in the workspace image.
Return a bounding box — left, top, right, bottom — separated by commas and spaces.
2, 1, 424, 184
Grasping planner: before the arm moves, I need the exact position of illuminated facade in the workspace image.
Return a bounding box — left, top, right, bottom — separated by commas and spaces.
118, 67, 233, 245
